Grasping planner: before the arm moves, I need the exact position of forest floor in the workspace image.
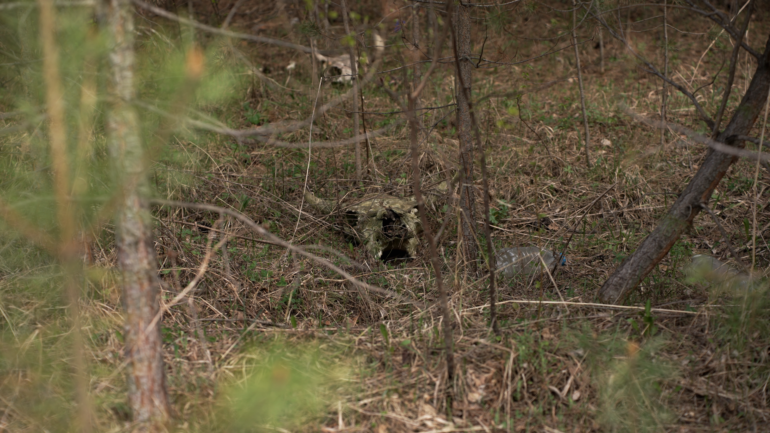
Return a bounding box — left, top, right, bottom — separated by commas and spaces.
2, 0, 770, 432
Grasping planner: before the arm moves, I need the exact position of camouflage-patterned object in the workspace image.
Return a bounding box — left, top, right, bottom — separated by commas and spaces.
304, 191, 421, 260
496, 247, 566, 279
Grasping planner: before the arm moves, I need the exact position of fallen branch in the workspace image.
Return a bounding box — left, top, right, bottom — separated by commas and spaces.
466, 299, 703, 316
135, 98, 403, 147
623, 106, 770, 162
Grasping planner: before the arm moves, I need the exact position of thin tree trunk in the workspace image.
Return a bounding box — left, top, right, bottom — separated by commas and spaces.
573, 0, 591, 168
340, 0, 362, 181
712, 1, 753, 137
598, 32, 770, 304
599, 26, 604, 74
104, 0, 170, 424
310, 38, 320, 99
37, 0, 92, 430
412, 2, 422, 114
453, 0, 477, 273
479, 141, 498, 334
428, 0, 437, 49
408, 83, 454, 419
322, 0, 330, 35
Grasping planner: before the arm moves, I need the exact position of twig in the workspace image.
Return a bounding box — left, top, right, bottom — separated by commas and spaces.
550, 183, 617, 278
536, 253, 568, 313
220, 0, 245, 29
292, 79, 323, 243
221, 312, 289, 362
466, 299, 703, 316
752, 84, 770, 269
711, 0, 753, 137
686, 0, 753, 85
622, 106, 770, 162
148, 228, 233, 333
682, 0, 761, 59
0, 0, 94, 9
168, 239, 215, 373
340, 0, 362, 181
409, 2, 451, 100
133, 99, 400, 147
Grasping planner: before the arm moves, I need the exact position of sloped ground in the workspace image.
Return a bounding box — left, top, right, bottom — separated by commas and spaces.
1, 1, 769, 431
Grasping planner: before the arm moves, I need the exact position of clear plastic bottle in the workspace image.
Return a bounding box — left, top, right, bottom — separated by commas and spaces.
496, 247, 566, 278
686, 254, 751, 290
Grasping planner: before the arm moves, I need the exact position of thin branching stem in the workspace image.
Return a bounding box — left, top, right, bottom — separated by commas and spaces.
712, 0, 753, 137
340, 0, 362, 181
752, 86, 770, 269
37, 0, 91, 430
573, 0, 591, 168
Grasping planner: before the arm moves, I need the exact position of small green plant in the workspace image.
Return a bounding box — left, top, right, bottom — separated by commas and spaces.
629, 300, 658, 338
575, 329, 676, 432
379, 323, 390, 349
243, 103, 264, 125
489, 200, 510, 225
219, 342, 354, 432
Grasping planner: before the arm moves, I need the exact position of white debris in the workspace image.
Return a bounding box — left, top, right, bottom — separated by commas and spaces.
373, 32, 385, 53
601, 138, 612, 147
286, 61, 296, 71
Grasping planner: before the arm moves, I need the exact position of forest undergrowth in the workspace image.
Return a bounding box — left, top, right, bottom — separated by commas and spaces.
1, 1, 769, 431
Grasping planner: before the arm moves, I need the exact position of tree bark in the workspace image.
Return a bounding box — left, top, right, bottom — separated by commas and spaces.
599, 32, 770, 304
453, 0, 478, 273
104, 0, 171, 425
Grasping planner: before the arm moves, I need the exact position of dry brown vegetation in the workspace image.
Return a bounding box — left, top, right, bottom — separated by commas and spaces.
1, 0, 769, 431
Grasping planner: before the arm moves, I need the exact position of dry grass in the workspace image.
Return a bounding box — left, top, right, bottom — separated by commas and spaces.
1, 1, 769, 431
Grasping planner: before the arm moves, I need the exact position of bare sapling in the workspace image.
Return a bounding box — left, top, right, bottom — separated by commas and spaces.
446, 2, 500, 333
105, 0, 171, 424
340, 0, 362, 182
752, 87, 770, 270
711, 1, 753, 137
374, 1, 456, 415
573, 0, 591, 168
37, 0, 92, 430
452, 0, 479, 274
407, 77, 455, 420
